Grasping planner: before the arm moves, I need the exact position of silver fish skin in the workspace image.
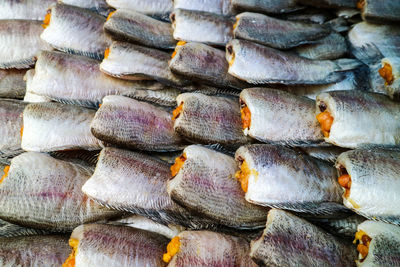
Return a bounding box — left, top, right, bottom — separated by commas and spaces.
0, 20, 51, 69
0, 235, 69, 267
316, 90, 400, 148
348, 22, 400, 64
173, 0, 235, 15
0, 69, 26, 99
250, 209, 357, 267
171, 9, 234, 46
293, 32, 348, 60
297, 0, 358, 8
380, 57, 400, 100
355, 220, 400, 266
282, 8, 335, 24
67, 224, 169, 267
166, 230, 257, 267
0, 152, 120, 232
231, 0, 303, 14
0, 99, 26, 159
298, 146, 349, 163
0, 218, 51, 238
169, 42, 248, 90
240, 88, 325, 146
110, 215, 185, 239
59, 0, 111, 16
226, 39, 362, 85
359, 0, 400, 24
336, 149, 400, 225
21, 102, 102, 152
233, 12, 330, 50
167, 145, 269, 229
106, 0, 172, 20
104, 10, 176, 49
0, 0, 57, 20
29, 50, 174, 108
235, 144, 348, 216
40, 3, 112, 60
173, 93, 249, 147
91, 95, 185, 151
100, 41, 188, 87
23, 69, 51, 103
82, 147, 218, 229
309, 214, 365, 239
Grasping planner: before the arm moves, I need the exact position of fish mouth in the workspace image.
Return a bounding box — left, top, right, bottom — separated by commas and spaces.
172, 102, 183, 121
42, 9, 52, 29
239, 98, 251, 133
170, 153, 186, 178
163, 236, 180, 263
63, 238, 79, 267
337, 165, 351, 198
354, 230, 371, 263
226, 44, 235, 67
316, 101, 333, 138
235, 156, 253, 193
171, 41, 186, 59
379, 62, 394, 85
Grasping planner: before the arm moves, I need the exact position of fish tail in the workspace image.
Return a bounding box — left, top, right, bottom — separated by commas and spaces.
334, 58, 363, 72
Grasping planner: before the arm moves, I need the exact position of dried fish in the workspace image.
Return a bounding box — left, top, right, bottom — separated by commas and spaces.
100, 41, 188, 86
167, 145, 268, 229
235, 144, 349, 216
91, 96, 185, 151
171, 9, 234, 46
316, 90, 400, 148
104, 10, 176, 49
231, 0, 303, 14
233, 12, 330, 49
358, 0, 400, 24
0, 0, 57, 20
250, 209, 357, 266
226, 39, 362, 85
40, 3, 111, 60
0, 69, 26, 99
336, 149, 400, 225
106, 0, 172, 21
172, 93, 249, 147
23, 69, 51, 103
59, 0, 111, 16
169, 42, 247, 90
21, 102, 101, 152
0, 152, 120, 231
173, 0, 234, 16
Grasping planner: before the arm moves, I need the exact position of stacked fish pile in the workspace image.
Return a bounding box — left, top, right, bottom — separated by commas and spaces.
0, 0, 400, 266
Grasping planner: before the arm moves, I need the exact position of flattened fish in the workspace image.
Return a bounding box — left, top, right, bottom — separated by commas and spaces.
104, 10, 175, 49
354, 220, 400, 266
297, 0, 358, 8
235, 144, 349, 216
100, 41, 188, 86
169, 42, 248, 90
172, 93, 248, 147
358, 0, 400, 24
0, 69, 26, 99
63, 224, 168, 267
0, 152, 120, 231
250, 209, 357, 267
231, 0, 302, 14
163, 230, 256, 266
316, 90, 400, 148
173, 0, 234, 16
0, 20, 51, 69
40, 3, 111, 60
239, 88, 325, 146
233, 12, 330, 49
60, 0, 111, 16
23, 69, 51, 103
171, 9, 234, 46
0, 0, 57, 20
21, 102, 101, 152
91, 95, 185, 151
226, 39, 361, 85
336, 149, 400, 225
378, 57, 400, 100
167, 145, 268, 229
106, 0, 172, 20
0, 235, 69, 267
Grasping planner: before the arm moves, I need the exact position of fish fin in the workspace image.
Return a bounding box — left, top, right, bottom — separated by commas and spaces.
191, 88, 240, 97
349, 43, 384, 65
252, 138, 329, 148
0, 58, 36, 69
202, 144, 236, 156
49, 150, 100, 166
324, 17, 349, 33
121, 91, 176, 107
263, 202, 352, 218
0, 149, 24, 161
350, 209, 400, 226
50, 44, 104, 60
334, 58, 363, 72
48, 97, 99, 109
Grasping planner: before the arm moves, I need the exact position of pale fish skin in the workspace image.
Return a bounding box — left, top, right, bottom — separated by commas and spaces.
21, 102, 102, 152
0, 235, 70, 267
0, 0, 57, 20
226, 39, 361, 85
23, 69, 51, 103
368, 62, 387, 96
171, 9, 234, 46
59, 0, 111, 16
355, 220, 400, 266
359, 0, 400, 24
167, 145, 269, 229
240, 88, 325, 146
0, 152, 120, 232
231, 0, 303, 14
250, 209, 357, 267
316, 90, 400, 148
173, 93, 249, 147
235, 144, 348, 217
0, 20, 52, 69
100, 41, 188, 86
173, 0, 234, 15
0, 69, 27, 99
67, 224, 169, 267
91, 95, 185, 151
106, 0, 172, 19
167, 230, 257, 267
233, 12, 330, 50
40, 3, 112, 60
336, 149, 400, 225
169, 42, 248, 90
104, 10, 176, 49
